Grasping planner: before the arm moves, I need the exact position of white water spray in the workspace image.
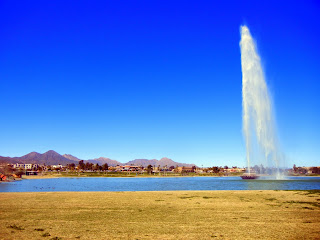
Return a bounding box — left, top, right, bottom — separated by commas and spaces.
240, 25, 282, 177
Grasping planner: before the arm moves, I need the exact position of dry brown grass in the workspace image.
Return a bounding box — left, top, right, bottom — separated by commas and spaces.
0, 190, 319, 240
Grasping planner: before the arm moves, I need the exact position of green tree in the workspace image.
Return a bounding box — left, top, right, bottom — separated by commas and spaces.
85, 162, 93, 171
147, 165, 153, 175
67, 163, 76, 171
78, 160, 85, 170
102, 163, 109, 171
92, 163, 100, 171
212, 166, 219, 173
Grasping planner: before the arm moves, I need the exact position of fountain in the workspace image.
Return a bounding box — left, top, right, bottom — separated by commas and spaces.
239, 25, 282, 179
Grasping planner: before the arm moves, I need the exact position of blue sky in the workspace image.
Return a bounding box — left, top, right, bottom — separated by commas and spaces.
0, 1, 319, 167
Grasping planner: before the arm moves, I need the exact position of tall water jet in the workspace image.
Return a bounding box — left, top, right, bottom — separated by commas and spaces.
240, 25, 282, 178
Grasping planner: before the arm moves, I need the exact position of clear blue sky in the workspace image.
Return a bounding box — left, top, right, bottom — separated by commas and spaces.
0, 1, 319, 167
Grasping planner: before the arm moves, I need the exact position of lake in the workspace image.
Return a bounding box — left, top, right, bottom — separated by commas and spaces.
1, 176, 320, 192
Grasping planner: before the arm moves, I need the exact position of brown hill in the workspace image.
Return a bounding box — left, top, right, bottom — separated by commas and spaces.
158, 157, 196, 167
63, 154, 82, 162
87, 157, 122, 166
0, 156, 16, 164
0, 150, 78, 165
126, 159, 158, 166
125, 158, 196, 167
0, 151, 197, 167
20, 151, 42, 161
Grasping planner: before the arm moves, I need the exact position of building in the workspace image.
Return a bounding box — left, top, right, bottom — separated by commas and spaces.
224, 168, 246, 173
24, 164, 32, 170
176, 166, 195, 173
13, 163, 39, 170
115, 165, 142, 172
51, 165, 63, 169
13, 163, 24, 169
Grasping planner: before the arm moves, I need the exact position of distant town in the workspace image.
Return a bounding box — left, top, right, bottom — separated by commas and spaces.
0, 150, 319, 181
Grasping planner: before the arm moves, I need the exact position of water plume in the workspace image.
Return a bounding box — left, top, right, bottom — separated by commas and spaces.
240, 25, 282, 178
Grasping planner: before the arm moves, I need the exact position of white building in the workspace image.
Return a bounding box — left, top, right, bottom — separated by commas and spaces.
13, 163, 37, 170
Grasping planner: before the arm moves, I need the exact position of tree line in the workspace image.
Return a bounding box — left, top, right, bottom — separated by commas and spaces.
66, 161, 109, 171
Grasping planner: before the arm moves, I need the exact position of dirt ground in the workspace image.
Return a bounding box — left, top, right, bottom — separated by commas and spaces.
0, 190, 319, 239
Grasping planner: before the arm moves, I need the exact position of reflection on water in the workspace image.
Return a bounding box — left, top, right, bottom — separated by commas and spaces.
0, 177, 319, 192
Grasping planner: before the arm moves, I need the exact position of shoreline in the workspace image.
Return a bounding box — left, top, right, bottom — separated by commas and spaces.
2, 188, 319, 195
1, 189, 320, 194
21, 174, 234, 180
20, 174, 320, 180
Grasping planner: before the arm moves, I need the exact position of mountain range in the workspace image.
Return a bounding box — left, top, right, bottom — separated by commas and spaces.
0, 150, 196, 167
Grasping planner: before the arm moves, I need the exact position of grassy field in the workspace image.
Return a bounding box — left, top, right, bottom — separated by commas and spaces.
0, 190, 319, 240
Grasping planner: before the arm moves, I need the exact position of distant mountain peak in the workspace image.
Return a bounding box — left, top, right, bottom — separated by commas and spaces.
20, 151, 41, 159
0, 150, 197, 167
96, 157, 111, 160
87, 157, 122, 166
27, 151, 39, 155
63, 154, 82, 162
45, 150, 59, 155
127, 157, 197, 167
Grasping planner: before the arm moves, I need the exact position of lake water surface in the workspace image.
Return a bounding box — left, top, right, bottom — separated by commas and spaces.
1, 176, 320, 192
